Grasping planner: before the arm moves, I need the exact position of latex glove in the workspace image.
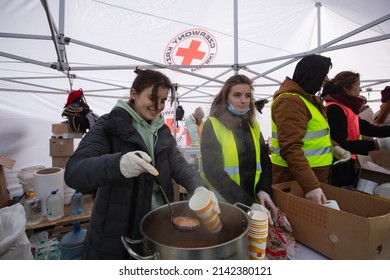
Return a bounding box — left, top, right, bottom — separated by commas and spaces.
305, 187, 327, 204
119, 151, 158, 178
251, 202, 274, 226
333, 146, 351, 165
195, 186, 221, 214
376, 137, 390, 151
256, 191, 278, 225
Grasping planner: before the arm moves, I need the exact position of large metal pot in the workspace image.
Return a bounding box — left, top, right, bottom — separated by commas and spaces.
122, 201, 249, 260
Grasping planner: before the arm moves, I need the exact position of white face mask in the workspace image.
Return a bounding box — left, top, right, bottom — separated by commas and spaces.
227, 104, 251, 116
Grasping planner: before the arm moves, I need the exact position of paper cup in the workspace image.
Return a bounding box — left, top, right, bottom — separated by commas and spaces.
356, 179, 378, 194
189, 190, 222, 233
323, 200, 340, 211
248, 236, 267, 260
250, 210, 269, 222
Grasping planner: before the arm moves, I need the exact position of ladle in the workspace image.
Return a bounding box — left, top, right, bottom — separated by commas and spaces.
135, 153, 200, 232
152, 175, 200, 232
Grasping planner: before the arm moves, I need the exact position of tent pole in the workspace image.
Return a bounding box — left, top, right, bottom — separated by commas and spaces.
233, 0, 239, 75
173, 84, 178, 141
315, 2, 322, 48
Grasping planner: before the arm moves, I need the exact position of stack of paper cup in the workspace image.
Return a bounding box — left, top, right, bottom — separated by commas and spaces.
189, 189, 222, 234
248, 210, 268, 260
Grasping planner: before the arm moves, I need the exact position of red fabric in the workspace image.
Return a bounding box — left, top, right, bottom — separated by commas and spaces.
326, 101, 360, 159
64, 89, 83, 108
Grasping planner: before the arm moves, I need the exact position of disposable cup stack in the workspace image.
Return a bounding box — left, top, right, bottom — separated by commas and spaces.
248, 210, 268, 260
189, 190, 222, 234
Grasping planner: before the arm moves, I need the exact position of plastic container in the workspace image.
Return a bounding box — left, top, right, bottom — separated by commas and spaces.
34, 167, 64, 216
64, 184, 76, 205
46, 189, 64, 221
23, 191, 43, 226
17, 165, 45, 192
60, 221, 87, 260
71, 191, 84, 215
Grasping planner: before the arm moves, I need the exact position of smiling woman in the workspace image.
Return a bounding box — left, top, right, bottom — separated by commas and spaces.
63, 68, 208, 259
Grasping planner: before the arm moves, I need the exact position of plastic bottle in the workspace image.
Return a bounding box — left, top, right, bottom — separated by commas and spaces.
60, 221, 87, 260
46, 189, 64, 221
23, 191, 43, 226
71, 191, 84, 215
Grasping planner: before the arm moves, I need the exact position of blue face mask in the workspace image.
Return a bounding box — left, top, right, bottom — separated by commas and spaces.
227, 104, 251, 116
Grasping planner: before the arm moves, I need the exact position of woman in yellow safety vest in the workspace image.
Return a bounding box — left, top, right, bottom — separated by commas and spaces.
200, 74, 277, 219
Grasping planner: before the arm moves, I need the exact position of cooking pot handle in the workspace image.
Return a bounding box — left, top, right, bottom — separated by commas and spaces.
121, 236, 154, 260
233, 202, 254, 217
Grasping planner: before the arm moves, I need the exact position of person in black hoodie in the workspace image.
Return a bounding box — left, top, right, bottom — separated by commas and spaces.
322, 71, 390, 188
271, 54, 340, 204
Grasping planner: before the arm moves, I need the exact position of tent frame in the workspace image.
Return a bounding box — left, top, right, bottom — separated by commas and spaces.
0, 0, 389, 102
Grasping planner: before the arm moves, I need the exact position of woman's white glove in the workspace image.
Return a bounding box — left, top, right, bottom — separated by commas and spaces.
333, 146, 351, 165
255, 190, 278, 225
305, 187, 327, 204
195, 186, 221, 214
119, 151, 158, 178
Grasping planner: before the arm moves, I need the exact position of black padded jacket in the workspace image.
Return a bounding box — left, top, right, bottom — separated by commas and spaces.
64, 107, 204, 259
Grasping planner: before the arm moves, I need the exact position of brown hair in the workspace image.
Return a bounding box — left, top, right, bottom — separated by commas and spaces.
374, 102, 390, 125
210, 74, 255, 125
129, 67, 175, 109
331, 71, 360, 92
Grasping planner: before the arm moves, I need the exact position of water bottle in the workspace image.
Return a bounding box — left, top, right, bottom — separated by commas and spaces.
71, 191, 84, 215
60, 221, 87, 260
46, 189, 64, 221
23, 191, 43, 226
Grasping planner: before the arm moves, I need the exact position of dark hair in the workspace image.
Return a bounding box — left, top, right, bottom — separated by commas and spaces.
210, 74, 255, 124
331, 71, 360, 92
129, 68, 175, 109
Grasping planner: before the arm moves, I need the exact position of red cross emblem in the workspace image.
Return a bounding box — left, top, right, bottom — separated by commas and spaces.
164, 28, 218, 72
176, 40, 206, 65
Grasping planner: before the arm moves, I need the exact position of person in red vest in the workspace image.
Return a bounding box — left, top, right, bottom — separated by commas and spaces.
322, 71, 390, 188
184, 107, 205, 146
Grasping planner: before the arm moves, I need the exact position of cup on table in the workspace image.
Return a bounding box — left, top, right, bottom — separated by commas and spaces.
248, 210, 268, 260
189, 189, 222, 234
323, 200, 340, 211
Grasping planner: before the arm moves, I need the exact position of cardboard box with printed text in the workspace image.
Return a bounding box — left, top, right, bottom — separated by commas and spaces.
49, 138, 74, 157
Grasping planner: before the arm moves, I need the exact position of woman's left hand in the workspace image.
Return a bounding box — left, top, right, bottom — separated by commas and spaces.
256, 190, 278, 224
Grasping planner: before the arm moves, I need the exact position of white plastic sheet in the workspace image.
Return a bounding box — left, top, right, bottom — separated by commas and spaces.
0, 203, 34, 260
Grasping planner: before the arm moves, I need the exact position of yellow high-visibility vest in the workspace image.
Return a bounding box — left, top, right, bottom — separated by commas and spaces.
200, 117, 262, 199
271, 93, 333, 167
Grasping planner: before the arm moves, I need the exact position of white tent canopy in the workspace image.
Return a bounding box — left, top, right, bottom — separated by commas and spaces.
1, 0, 389, 197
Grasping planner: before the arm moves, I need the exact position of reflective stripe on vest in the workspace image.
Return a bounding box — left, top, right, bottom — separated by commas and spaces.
326, 101, 360, 160
200, 117, 262, 197
271, 93, 333, 167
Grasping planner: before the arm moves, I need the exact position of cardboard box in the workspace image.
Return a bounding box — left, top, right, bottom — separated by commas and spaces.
52, 123, 83, 138
49, 138, 74, 156
358, 149, 390, 185
52, 123, 73, 134
272, 181, 390, 259
0, 156, 16, 208
52, 156, 70, 168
